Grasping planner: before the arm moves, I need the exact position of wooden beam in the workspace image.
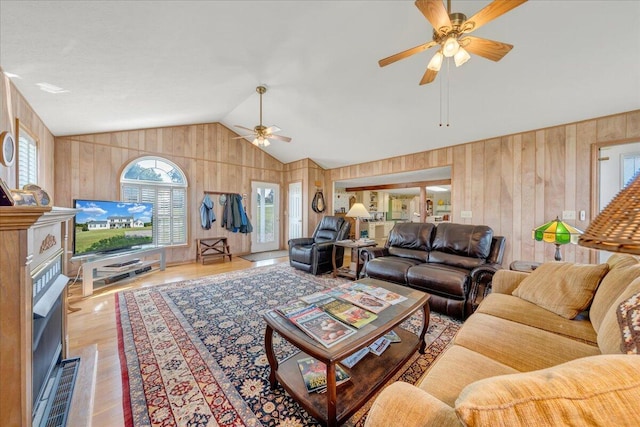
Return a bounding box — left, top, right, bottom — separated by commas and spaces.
345, 179, 451, 192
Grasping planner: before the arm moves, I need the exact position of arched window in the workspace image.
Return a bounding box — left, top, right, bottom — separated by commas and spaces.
121, 157, 187, 246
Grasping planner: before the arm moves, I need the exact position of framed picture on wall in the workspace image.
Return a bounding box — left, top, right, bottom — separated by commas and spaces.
11, 189, 39, 206
0, 178, 14, 206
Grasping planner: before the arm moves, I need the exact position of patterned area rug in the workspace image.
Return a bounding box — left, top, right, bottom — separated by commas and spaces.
117, 264, 461, 426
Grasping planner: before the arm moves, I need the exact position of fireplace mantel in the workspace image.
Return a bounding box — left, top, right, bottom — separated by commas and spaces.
0, 206, 77, 426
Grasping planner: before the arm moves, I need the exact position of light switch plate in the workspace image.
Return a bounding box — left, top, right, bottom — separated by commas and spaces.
562, 210, 576, 220
460, 211, 472, 218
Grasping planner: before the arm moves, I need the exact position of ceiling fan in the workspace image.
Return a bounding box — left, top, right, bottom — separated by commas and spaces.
233, 86, 292, 147
379, 0, 527, 85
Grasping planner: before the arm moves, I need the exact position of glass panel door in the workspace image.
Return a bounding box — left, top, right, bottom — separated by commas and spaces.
251, 181, 280, 252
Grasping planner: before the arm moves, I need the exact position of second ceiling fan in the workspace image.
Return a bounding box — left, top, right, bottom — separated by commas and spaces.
379, 0, 527, 85
233, 86, 292, 147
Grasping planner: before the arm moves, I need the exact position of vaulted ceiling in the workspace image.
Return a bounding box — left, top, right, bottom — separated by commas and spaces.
1, 1, 639, 169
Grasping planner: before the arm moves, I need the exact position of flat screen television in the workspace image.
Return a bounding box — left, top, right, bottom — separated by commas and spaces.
73, 199, 154, 256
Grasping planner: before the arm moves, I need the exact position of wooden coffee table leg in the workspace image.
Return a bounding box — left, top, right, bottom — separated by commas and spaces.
418, 302, 431, 354
326, 362, 337, 427
264, 324, 279, 389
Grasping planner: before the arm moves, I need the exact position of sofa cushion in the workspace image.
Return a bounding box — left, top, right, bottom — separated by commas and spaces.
428, 251, 486, 269
431, 223, 493, 259
417, 345, 519, 407
454, 313, 601, 372
364, 257, 423, 284
455, 354, 640, 426
476, 293, 597, 344
512, 261, 609, 319
386, 222, 434, 252
387, 247, 429, 263
407, 264, 469, 299
598, 276, 640, 354
590, 255, 640, 332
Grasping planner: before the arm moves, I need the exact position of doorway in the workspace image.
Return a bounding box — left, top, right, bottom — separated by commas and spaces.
288, 181, 302, 240
251, 181, 280, 252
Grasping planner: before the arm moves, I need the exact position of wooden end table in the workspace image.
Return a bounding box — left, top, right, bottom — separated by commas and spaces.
332, 239, 377, 280
263, 278, 430, 427
509, 260, 541, 273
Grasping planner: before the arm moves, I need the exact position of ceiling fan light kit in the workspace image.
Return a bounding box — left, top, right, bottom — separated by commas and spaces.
233, 85, 292, 148
379, 0, 528, 85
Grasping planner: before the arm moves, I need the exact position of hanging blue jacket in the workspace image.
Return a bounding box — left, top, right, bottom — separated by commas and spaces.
200, 195, 215, 229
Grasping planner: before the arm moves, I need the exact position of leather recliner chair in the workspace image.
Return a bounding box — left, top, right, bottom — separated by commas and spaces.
288, 216, 351, 275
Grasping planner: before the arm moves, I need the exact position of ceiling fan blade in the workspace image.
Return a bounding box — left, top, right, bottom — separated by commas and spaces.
419, 67, 438, 85
462, 0, 527, 33
265, 125, 281, 134
462, 36, 513, 61
232, 134, 255, 140
268, 134, 292, 143
415, 0, 452, 35
234, 125, 255, 133
379, 41, 438, 67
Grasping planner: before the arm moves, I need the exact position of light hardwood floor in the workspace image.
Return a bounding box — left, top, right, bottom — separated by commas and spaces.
67, 256, 289, 427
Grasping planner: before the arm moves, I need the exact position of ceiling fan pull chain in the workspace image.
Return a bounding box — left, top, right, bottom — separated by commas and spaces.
447, 58, 451, 127
439, 66, 443, 127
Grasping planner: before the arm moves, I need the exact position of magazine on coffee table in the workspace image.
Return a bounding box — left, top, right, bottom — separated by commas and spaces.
299, 289, 337, 306
288, 306, 357, 348
320, 299, 377, 328
340, 282, 408, 305
369, 337, 391, 356
338, 290, 391, 314
362, 287, 408, 305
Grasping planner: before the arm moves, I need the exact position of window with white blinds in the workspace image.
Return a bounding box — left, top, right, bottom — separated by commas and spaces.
121, 157, 187, 246
18, 128, 38, 188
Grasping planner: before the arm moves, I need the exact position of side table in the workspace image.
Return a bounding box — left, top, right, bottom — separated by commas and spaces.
509, 260, 541, 273
332, 239, 377, 280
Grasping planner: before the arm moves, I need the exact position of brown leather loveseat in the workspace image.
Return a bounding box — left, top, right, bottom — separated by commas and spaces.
361, 222, 505, 319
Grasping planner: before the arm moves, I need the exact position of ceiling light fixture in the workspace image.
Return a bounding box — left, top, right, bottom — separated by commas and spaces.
442, 35, 460, 57
233, 86, 291, 148
454, 47, 471, 67
426, 186, 448, 192
427, 51, 444, 71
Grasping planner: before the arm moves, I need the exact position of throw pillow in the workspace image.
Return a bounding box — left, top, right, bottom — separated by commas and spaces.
512, 262, 609, 319
455, 355, 640, 426
617, 292, 640, 354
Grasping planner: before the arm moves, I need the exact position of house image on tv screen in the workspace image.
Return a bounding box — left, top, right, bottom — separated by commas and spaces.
87, 215, 145, 230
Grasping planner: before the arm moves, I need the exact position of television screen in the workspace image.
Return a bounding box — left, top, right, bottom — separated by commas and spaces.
73, 199, 154, 256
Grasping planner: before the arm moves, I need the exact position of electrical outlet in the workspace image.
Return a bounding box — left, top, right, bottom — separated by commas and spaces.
562, 210, 576, 220
460, 211, 472, 218
580, 210, 586, 221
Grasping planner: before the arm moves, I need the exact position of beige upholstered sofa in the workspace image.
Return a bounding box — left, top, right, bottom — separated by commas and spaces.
365, 253, 640, 426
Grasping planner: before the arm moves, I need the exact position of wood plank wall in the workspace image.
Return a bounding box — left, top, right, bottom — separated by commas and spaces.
328, 110, 640, 267
0, 73, 55, 194
3, 72, 638, 268
54, 124, 286, 265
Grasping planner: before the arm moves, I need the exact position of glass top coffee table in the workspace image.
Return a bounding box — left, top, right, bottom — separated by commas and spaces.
263, 278, 430, 427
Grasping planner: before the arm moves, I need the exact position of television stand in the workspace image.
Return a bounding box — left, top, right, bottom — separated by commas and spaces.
78, 247, 166, 296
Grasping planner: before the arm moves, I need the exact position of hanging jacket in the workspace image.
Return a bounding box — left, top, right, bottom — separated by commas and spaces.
200, 195, 215, 229
238, 194, 253, 233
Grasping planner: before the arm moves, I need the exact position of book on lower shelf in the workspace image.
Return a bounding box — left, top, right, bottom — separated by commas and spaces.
297, 357, 351, 393
341, 347, 370, 368
288, 306, 357, 348
369, 337, 391, 356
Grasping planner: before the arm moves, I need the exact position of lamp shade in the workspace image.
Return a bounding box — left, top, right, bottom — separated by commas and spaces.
346, 203, 371, 219
533, 217, 583, 245
579, 172, 640, 254
533, 216, 583, 261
